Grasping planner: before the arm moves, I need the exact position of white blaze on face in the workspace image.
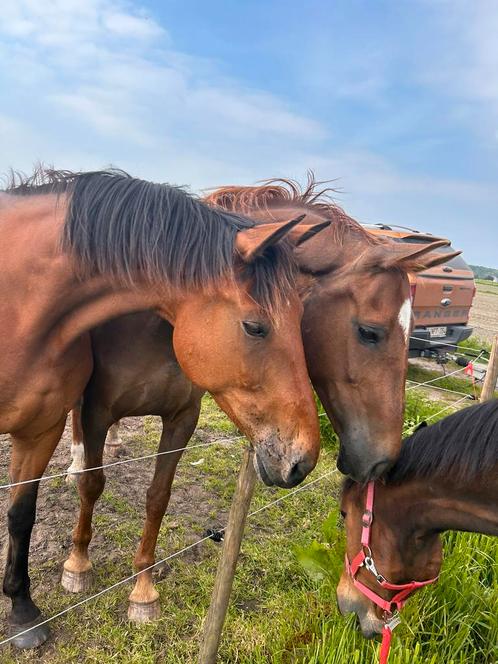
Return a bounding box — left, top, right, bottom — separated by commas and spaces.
398, 298, 412, 343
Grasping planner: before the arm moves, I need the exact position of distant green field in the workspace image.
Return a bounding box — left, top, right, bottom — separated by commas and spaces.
476, 279, 498, 296
476, 278, 498, 286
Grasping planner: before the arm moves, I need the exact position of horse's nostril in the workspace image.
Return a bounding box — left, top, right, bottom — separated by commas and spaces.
286, 457, 314, 487
288, 462, 303, 484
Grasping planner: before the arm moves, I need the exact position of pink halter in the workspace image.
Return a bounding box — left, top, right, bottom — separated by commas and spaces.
345, 481, 439, 664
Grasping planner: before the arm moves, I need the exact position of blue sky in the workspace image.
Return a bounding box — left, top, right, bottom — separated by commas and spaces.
1, 1, 497, 266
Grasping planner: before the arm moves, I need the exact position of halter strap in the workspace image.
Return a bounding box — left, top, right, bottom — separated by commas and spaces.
345, 481, 439, 663
361, 480, 375, 546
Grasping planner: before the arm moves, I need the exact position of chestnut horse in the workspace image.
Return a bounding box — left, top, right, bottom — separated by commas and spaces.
64, 178, 455, 623
0, 169, 325, 648
338, 400, 498, 643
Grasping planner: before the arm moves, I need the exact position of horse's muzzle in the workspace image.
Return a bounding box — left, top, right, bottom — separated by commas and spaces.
337, 445, 395, 483
254, 445, 315, 488
336, 574, 384, 638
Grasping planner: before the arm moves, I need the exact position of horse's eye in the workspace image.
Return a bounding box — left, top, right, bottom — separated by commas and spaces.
340, 510, 346, 519
242, 320, 268, 338
358, 325, 382, 345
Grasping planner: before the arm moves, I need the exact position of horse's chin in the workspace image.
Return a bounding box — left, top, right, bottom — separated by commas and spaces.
253, 452, 275, 487
337, 577, 384, 638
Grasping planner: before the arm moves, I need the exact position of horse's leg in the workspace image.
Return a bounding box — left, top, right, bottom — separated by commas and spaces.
66, 401, 85, 484
104, 420, 122, 457
3, 418, 66, 648
61, 405, 110, 593
128, 404, 200, 622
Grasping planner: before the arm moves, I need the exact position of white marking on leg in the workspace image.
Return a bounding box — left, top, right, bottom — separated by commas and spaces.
398, 297, 412, 342
107, 422, 122, 446
104, 422, 123, 457
66, 441, 85, 484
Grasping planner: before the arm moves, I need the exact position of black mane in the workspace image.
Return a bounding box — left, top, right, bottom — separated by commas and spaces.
4, 168, 296, 315
386, 400, 498, 485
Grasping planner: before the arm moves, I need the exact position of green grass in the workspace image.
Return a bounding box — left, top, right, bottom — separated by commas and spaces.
0, 393, 495, 663
475, 278, 498, 293
458, 335, 492, 357
407, 363, 480, 398
297, 519, 497, 664
407, 359, 498, 401
294, 391, 497, 664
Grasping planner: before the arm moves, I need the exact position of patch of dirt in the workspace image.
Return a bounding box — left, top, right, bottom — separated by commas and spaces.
469, 286, 498, 344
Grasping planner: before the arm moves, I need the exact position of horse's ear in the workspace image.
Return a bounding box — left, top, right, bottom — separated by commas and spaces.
387, 240, 451, 269
361, 239, 453, 272
235, 214, 307, 262
410, 249, 462, 273
287, 220, 331, 246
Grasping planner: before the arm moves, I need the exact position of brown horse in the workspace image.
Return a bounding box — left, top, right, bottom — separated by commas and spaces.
0, 168, 325, 648
63, 178, 454, 623
338, 400, 498, 644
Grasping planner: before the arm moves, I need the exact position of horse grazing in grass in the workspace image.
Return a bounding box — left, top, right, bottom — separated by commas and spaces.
64, 177, 455, 622
0, 168, 326, 648
338, 399, 498, 655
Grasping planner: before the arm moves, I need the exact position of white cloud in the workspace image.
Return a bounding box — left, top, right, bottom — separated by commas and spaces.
284, 145, 496, 203
0, 0, 496, 268
0, 0, 325, 180
102, 10, 165, 39
416, 0, 498, 134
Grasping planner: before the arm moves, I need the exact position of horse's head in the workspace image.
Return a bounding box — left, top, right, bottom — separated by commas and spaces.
203, 179, 459, 482
171, 217, 329, 488
337, 480, 443, 637
298, 230, 459, 482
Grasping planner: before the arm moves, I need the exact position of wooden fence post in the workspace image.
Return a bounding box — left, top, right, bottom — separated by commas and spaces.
481, 334, 498, 402
199, 446, 257, 664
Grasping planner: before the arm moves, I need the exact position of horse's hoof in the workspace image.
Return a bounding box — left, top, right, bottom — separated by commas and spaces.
65, 472, 79, 486
128, 598, 161, 623
9, 616, 50, 649
61, 567, 93, 593
104, 442, 121, 457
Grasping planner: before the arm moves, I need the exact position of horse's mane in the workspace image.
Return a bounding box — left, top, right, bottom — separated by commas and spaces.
3, 168, 296, 316
386, 400, 498, 485
204, 174, 379, 248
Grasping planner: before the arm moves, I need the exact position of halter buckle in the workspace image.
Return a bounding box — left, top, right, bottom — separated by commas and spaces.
384, 611, 401, 632
364, 555, 386, 584
362, 510, 373, 528
364, 555, 374, 571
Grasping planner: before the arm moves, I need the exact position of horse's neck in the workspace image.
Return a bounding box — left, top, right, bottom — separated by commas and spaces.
52, 277, 170, 351
0, 196, 174, 357
392, 477, 498, 537
0, 195, 179, 432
